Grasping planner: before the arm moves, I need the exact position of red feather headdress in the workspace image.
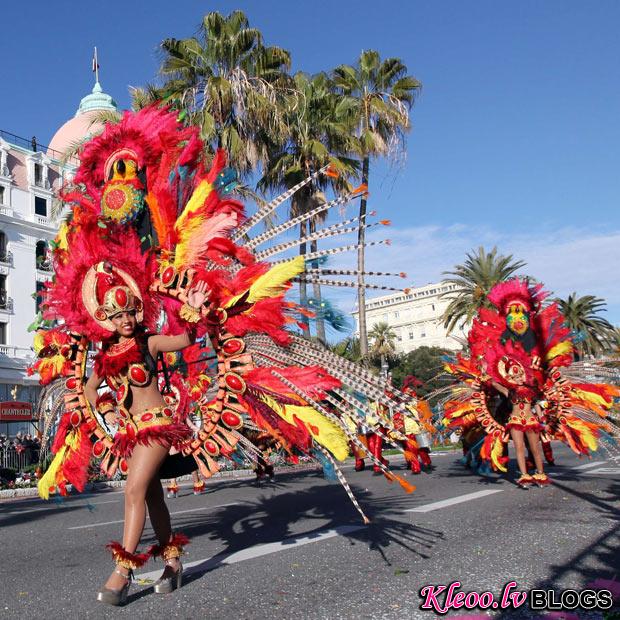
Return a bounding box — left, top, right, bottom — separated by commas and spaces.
487, 277, 547, 314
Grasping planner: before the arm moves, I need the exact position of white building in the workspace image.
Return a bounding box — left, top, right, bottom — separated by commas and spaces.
0, 79, 116, 435
352, 281, 467, 354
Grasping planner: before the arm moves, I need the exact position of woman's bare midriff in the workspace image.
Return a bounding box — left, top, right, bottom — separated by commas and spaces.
127, 381, 167, 415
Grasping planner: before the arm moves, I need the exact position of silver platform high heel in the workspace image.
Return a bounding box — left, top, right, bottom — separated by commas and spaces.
152, 533, 189, 594
96, 568, 132, 606
97, 541, 150, 606
154, 560, 183, 594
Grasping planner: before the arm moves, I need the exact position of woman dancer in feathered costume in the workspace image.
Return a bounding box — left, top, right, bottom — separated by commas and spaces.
31, 106, 421, 605
441, 277, 619, 488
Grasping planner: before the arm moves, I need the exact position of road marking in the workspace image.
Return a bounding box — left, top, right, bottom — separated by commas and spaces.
67, 502, 240, 530
583, 467, 620, 475
136, 524, 365, 582
1, 499, 119, 516
573, 461, 607, 470
406, 489, 504, 513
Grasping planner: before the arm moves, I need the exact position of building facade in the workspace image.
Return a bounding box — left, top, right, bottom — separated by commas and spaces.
0, 80, 116, 436
351, 281, 468, 354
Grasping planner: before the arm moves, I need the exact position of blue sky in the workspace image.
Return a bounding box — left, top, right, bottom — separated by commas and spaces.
1, 0, 618, 322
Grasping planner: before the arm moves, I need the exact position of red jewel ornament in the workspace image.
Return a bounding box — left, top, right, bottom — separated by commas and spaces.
163, 407, 173, 417
204, 440, 220, 456
141, 413, 154, 422
70, 411, 81, 427
222, 410, 242, 429
222, 339, 244, 356
65, 377, 78, 390
161, 265, 176, 287
92, 441, 105, 457
129, 365, 148, 385
117, 384, 126, 401
224, 373, 246, 393
115, 287, 128, 308
119, 458, 128, 474
118, 419, 125, 428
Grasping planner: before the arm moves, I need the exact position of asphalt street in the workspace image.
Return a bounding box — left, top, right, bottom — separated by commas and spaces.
0, 445, 618, 619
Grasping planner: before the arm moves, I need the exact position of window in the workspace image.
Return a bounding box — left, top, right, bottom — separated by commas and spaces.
409, 332, 414, 340
382, 314, 388, 322
421, 331, 426, 338
34, 163, 43, 185
0, 322, 5, 344
36, 240, 50, 270
35, 196, 47, 217
0, 186, 4, 204
431, 304, 435, 311
394, 311, 399, 319
35, 281, 46, 313
0, 275, 6, 308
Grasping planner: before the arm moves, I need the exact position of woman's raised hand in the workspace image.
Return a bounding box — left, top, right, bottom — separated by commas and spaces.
187, 280, 210, 309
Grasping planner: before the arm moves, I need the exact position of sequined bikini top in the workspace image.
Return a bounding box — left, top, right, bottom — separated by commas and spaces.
99, 337, 155, 390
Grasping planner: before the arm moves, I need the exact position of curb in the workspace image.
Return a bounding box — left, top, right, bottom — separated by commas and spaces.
0, 463, 322, 500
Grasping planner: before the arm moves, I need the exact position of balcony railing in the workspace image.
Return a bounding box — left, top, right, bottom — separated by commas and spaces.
36, 259, 53, 273
0, 293, 13, 312
33, 178, 51, 190
0, 251, 12, 266
0, 344, 33, 360
0, 164, 10, 178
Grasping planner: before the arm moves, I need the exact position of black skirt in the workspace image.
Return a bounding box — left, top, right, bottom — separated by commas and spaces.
158, 453, 198, 479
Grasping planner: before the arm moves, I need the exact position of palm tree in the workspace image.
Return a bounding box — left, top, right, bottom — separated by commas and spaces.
156, 10, 292, 176
368, 321, 397, 374
259, 72, 359, 342
333, 51, 421, 357
330, 336, 362, 362
556, 293, 618, 359
441, 246, 526, 333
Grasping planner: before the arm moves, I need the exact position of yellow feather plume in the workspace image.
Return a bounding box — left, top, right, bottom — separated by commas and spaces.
572, 388, 612, 410
546, 341, 573, 361
260, 394, 349, 461
37, 444, 68, 500
177, 179, 214, 224
37, 430, 82, 500
564, 416, 599, 452
490, 436, 507, 472
225, 256, 305, 308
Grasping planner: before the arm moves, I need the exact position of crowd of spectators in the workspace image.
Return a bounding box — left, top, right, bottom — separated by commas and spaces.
0, 431, 41, 466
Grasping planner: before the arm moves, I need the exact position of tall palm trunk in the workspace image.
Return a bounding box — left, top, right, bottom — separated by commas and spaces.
357, 156, 370, 357
298, 219, 310, 333
309, 217, 326, 344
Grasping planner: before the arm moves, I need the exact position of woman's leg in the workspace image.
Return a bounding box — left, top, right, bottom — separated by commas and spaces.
146, 476, 171, 547
145, 475, 181, 578
525, 431, 544, 474
105, 443, 169, 590
509, 428, 527, 476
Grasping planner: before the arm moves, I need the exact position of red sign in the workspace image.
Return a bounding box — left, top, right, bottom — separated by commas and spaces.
0, 401, 33, 421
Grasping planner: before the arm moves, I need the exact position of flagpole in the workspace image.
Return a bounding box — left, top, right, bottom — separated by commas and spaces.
94, 46, 99, 84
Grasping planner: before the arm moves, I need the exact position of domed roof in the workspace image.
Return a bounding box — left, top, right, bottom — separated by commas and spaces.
47, 81, 118, 161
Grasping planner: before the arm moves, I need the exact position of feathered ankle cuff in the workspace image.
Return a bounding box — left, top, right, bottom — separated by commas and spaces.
106, 541, 150, 570
149, 532, 190, 561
